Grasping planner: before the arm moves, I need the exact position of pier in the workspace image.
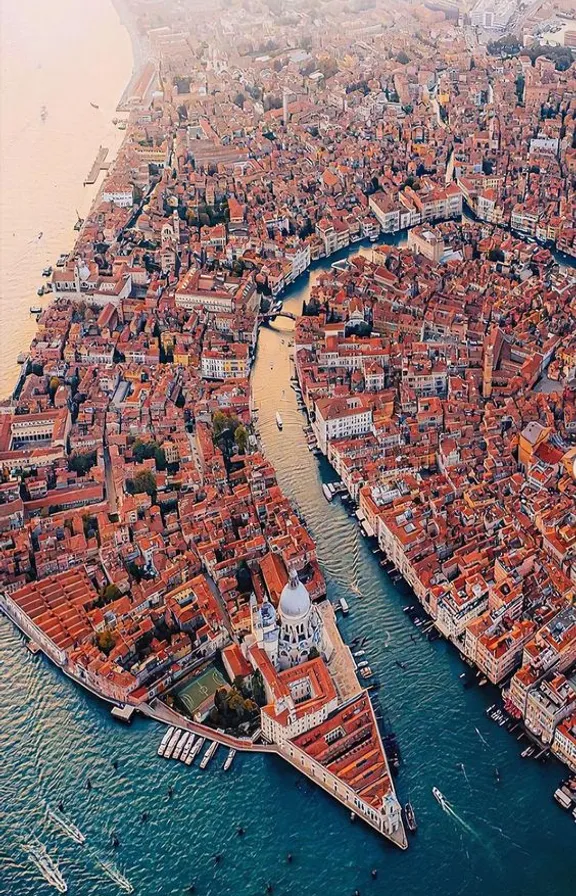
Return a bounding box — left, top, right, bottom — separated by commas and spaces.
84, 146, 110, 185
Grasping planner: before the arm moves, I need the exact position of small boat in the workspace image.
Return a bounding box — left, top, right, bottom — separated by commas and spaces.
47, 807, 85, 845
432, 787, 447, 809
494, 767, 501, 783
42, 266, 52, 277
30, 305, 42, 314
38, 231, 43, 240
22, 839, 67, 894
357, 660, 369, 669
521, 746, 534, 758
276, 411, 283, 430
40, 105, 47, 122
200, 740, 219, 769
359, 666, 373, 679
223, 748, 236, 771
322, 483, 333, 502
117, 121, 126, 130
158, 726, 175, 757
90, 102, 99, 109
96, 858, 134, 893
478, 677, 488, 687
187, 736, 205, 765
404, 802, 417, 832
37, 285, 45, 296
395, 660, 407, 671
339, 597, 350, 615
352, 650, 365, 658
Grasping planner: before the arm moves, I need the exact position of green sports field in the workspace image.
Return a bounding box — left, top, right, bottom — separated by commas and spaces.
176, 666, 227, 715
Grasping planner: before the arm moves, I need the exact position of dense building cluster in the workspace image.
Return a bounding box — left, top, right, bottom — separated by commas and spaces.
2, 0, 576, 842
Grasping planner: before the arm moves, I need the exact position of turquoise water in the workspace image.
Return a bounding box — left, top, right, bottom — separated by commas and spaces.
2, 250, 576, 896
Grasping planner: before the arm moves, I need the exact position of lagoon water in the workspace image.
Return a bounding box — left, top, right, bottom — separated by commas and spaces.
1, 2, 576, 894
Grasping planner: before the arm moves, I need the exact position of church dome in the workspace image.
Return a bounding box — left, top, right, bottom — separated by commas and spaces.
279, 569, 311, 619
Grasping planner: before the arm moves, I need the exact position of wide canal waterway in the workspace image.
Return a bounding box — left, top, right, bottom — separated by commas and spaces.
2, 248, 576, 895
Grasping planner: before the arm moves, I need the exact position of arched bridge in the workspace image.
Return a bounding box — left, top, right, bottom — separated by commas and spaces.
259, 311, 296, 322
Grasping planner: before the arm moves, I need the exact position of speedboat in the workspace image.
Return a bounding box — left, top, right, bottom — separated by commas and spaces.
432, 787, 447, 809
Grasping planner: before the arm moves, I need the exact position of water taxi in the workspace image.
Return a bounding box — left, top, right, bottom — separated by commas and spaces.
157, 726, 174, 757
223, 748, 236, 771
200, 740, 219, 769
275, 411, 283, 430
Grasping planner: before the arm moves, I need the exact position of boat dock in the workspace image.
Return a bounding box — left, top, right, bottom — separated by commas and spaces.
84, 146, 110, 185
111, 704, 135, 724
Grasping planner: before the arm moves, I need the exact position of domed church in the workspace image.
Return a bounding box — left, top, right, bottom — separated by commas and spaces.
250, 568, 331, 671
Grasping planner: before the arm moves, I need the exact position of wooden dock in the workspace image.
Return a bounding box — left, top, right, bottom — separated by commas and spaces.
84, 146, 109, 185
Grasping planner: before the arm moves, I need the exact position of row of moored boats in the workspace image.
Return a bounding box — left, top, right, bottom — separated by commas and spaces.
158, 726, 236, 771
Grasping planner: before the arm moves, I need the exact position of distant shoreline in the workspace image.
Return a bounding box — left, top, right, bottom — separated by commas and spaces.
110, 0, 152, 110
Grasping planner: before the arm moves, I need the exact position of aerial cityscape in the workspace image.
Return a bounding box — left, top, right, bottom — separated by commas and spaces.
1, 0, 576, 893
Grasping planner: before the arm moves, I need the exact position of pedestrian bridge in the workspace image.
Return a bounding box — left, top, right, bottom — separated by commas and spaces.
259, 310, 296, 322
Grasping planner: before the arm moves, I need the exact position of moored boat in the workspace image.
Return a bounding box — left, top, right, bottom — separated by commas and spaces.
404, 802, 417, 832
158, 726, 174, 757
200, 740, 219, 769
223, 748, 236, 771
275, 411, 283, 430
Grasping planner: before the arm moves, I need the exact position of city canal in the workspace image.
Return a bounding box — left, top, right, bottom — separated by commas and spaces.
2, 244, 575, 896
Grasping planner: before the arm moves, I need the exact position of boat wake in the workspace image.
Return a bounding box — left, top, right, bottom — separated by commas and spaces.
474, 727, 490, 748
22, 838, 67, 893
47, 806, 86, 845
93, 854, 134, 892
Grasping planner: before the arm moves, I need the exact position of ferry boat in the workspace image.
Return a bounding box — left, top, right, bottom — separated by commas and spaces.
47, 806, 86, 845
187, 736, 205, 765
172, 731, 190, 761
200, 740, 219, 769
339, 597, 350, 614
180, 734, 195, 763
404, 802, 417, 832
157, 726, 175, 757
275, 411, 283, 430
23, 839, 67, 893
164, 727, 182, 759
432, 787, 447, 809
223, 748, 236, 771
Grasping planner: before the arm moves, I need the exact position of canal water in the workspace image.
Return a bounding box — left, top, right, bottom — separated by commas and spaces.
2, 247, 576, 896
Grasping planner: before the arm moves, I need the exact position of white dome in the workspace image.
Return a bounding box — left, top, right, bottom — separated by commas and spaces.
279, 570, 311, 619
